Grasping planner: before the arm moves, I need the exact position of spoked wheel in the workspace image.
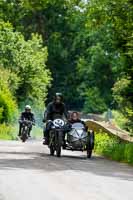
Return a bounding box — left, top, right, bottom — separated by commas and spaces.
50, 144, 55, 156
56, 131, 62, 157
21, 127, 28, 143
49, 131, 55, 156
21, 134, 27, 143
56, 144, 61, 157
86, 131, 94, 158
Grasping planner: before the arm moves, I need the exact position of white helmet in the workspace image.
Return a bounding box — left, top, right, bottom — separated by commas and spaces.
25, 105, 31, 110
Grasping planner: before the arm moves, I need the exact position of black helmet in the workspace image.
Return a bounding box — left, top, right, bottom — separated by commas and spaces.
54, 93, 63, 101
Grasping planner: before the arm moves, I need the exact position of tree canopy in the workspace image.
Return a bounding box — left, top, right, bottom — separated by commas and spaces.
0, 20, 51, 122
0, 0, 132, 132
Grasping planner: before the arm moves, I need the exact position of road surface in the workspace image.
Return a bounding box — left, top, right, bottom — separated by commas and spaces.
0, 140, 133, 200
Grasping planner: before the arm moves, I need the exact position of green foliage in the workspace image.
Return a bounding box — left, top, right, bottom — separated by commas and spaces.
77, 43, 114, 111
0, 123, 16, 140
0, 0, 85, 109
0, 90, 17, 123
0, 21, 51, 106
0, 0, 132, 133
0, 20, 51, 124
113, 77, 133, 133
77, 0, 133, 131
83, 87, 107, 113
0, 67, 18, 123
0, 63, 19, 96
95, 132, 133, 164
124, 144, 133, 164
111, 110, 128, 130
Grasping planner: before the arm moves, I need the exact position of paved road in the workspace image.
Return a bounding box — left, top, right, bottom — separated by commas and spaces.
0, 140, 133, 200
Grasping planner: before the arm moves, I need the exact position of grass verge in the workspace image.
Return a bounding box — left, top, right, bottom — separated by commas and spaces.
0, 123, 16, 140
95, 132, 133, 165
0, 123, 43, 140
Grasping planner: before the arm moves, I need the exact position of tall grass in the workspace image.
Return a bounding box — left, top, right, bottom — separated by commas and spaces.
0, 123, 43, 140
112, 110, 128, 130
95, 132, 133, 164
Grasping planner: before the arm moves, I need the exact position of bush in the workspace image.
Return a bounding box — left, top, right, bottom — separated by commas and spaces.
0, 123, 42, 140
113, 77, 133, 134
95, 132, 133, 165
112, 110, 128, 130
0, 123, 16, 140
0, 90, 18, 123
0, 67, 18, 123
0, 22, 51, 105
83, 87, 107, 114
124, 144, 133, 164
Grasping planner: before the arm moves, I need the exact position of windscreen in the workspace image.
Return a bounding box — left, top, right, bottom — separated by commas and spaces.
71, 122, 85, 129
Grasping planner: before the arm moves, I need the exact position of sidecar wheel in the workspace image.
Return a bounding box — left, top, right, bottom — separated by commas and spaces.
56, 146, 61, 157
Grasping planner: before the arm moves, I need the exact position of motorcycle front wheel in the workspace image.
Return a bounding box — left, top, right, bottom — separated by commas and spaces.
50, 144, 55, 156
55, 131, 62, 157
87, 149, 92, 158
49, 131, 55, 156
21, 133, 27, 142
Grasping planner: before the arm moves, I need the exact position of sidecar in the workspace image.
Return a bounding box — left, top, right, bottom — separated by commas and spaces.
66, 122, 94, 158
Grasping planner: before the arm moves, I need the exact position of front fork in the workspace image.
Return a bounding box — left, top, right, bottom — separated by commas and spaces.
49, 131, 54, 146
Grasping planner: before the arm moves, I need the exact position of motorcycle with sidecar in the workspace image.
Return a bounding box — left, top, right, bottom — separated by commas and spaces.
48, 117, 94, 158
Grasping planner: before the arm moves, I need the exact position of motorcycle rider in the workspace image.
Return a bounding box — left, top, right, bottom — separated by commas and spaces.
69, 111, 95, 150
69, 111, 88, 131
43, 93, 68, 145
18, 105, 35, 137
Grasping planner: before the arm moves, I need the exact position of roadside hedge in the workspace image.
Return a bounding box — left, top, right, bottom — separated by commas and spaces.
0, 90, 17, 123
95, 132, 133, 164
0, 123, 16, 140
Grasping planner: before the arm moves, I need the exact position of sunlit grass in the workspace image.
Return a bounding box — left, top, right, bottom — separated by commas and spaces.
0, 123, 16, 140
0, 123, 43, 140
95, 132, 133, 164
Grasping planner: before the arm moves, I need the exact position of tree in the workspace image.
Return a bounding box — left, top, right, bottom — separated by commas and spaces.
81, 0, 133, 129
0, 0, 86, 108
0, 21, 51, 106
0, 0, 132, 133
0, 67, 18, 123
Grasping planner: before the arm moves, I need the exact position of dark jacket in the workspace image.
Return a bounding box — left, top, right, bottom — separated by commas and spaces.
44, 102, 68, 121
19, 112, 35, 123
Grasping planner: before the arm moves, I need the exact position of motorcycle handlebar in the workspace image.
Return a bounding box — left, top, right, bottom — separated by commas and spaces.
19, 120, 35, 125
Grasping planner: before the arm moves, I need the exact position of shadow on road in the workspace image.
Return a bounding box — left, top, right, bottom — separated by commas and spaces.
0, 150, 133, 182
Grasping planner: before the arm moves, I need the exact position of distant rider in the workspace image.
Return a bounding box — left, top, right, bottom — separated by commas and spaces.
43, 93, 68, 145
18, 105, 35, 137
